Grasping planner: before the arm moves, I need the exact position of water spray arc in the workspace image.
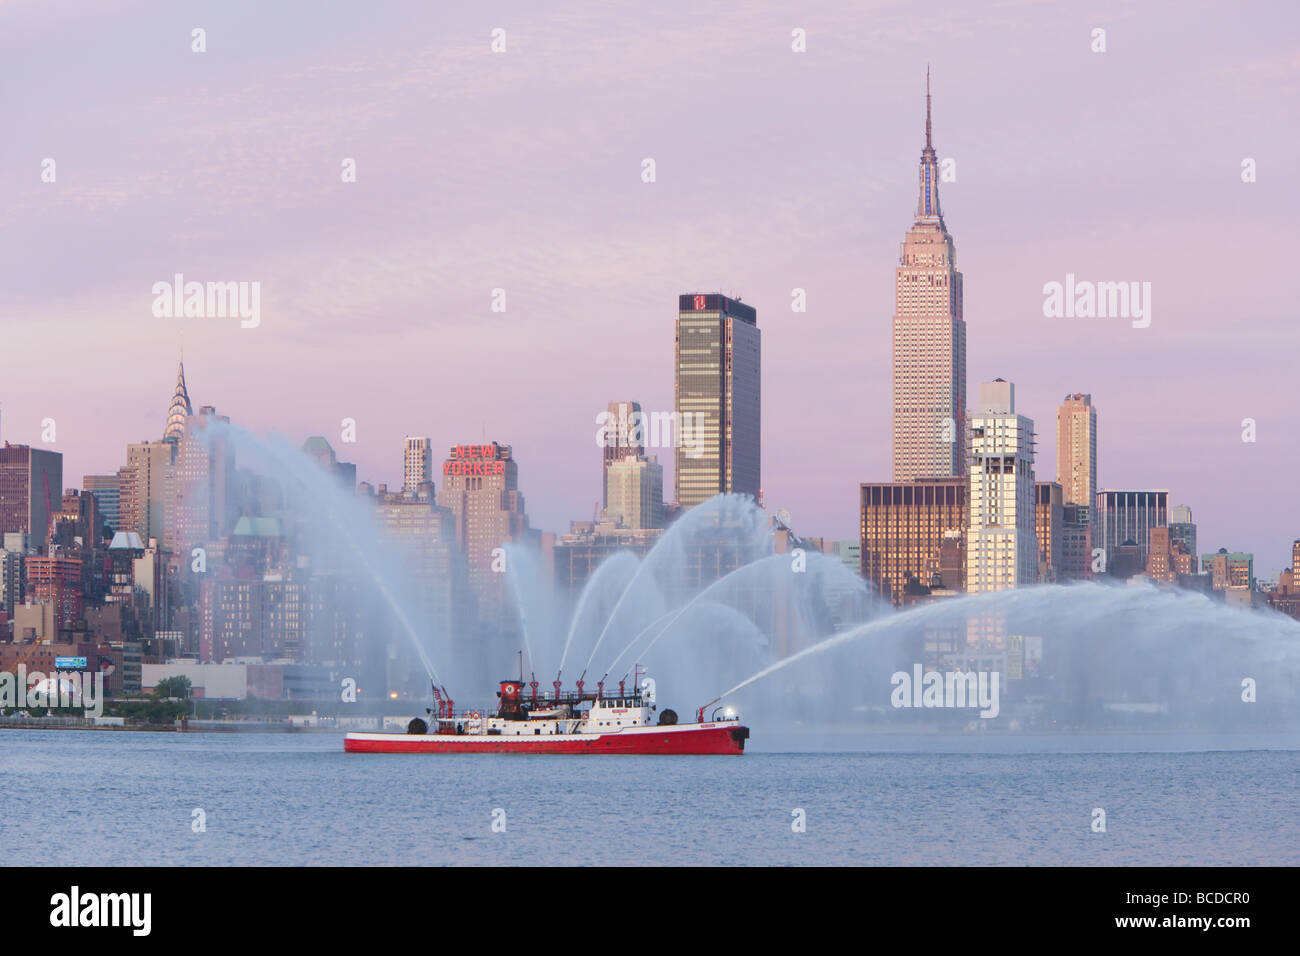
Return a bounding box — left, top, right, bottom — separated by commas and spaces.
601, 552, 791, 677
555, 551, 641, 677
208, 422, 446, 689
503, 560, 539, 680
707, 582, 1300, 734
570, 495, 769, 678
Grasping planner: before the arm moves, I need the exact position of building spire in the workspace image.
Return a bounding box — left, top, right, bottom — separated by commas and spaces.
163, 355, 193, 441
916, 67, 942, 222
925, 64, 932, 151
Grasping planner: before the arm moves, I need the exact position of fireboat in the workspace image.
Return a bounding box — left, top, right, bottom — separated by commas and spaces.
343, 667, 749, 755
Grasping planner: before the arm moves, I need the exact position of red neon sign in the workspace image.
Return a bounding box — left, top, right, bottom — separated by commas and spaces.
452, 443, 500, 460
443, 460, 505, 477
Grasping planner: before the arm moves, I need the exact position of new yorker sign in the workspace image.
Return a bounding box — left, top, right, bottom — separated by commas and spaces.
443, 443, 509, 476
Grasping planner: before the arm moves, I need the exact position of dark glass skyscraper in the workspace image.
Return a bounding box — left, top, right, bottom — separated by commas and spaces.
674, 294, 760, 508
0, 443, 64, 554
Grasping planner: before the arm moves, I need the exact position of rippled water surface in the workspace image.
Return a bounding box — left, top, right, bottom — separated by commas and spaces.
2, 730, 1296, 865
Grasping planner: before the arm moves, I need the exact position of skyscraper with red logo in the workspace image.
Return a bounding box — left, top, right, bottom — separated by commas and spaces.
674, 293, 760, 509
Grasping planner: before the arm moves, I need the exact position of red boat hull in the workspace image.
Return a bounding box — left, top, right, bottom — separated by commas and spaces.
344, 722, 748, 755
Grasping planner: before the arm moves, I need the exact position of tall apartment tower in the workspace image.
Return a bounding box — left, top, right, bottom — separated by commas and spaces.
0, 544, 23, 616
892, 71, 966, 481
1056, 393, 1097, 507
675, 294, 760, 508
601, 401, 645, 509
1168, 504, 1197, 561
120, 441, 173, 544
403, 437, 433, 495
83, 474, 122, 535
967, 380, 1037, 592
605, 455, 664, 530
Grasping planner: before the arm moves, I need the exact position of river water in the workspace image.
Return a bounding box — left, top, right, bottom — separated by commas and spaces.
3, 730, 1295, 865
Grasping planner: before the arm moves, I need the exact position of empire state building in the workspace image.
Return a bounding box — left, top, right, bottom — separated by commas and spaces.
892, 71, 966, 480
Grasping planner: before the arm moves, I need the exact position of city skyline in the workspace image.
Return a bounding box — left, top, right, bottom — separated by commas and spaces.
2, 1, 1297, 574
3, 1, 1300, 893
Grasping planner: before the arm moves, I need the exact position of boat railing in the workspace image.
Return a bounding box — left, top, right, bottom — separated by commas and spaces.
437, 692, 645, 721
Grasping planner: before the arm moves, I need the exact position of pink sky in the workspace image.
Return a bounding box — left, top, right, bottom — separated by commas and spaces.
2, 0, 1297, 573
